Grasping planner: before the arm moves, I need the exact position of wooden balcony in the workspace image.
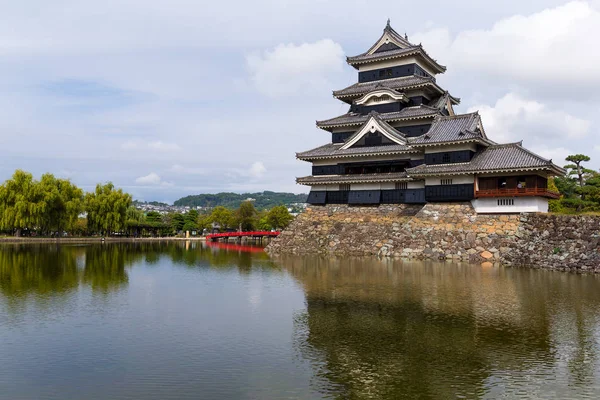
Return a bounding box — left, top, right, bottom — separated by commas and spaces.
475, 188, 560, 199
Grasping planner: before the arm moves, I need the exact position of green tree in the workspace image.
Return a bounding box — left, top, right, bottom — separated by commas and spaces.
266, 205, 294, 230
126, 206, 144, 222
577, 172, 600, 206
185, 209, 199, 225
72, 218, 88, 236
257, 214, 271, 231
182, 221, 198, 233
85, 183, 132, 235
197, 213, 211, 233
236, 201, 257, 231
39, 173, 84, 235
0, 170, 46, 236
564, 154, 593, 188
209, 206, 234, 232
170, 213, 185, 232
146, 211, 162, 224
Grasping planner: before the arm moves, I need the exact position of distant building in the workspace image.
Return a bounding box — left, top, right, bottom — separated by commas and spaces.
297, 21, 564, 213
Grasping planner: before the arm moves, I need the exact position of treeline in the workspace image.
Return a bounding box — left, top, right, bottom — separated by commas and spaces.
0, 169, 294, 237
0, 170, 131, 237
550, 154, 600, 213
130, 202, 294, 237
173, 191, 307, 209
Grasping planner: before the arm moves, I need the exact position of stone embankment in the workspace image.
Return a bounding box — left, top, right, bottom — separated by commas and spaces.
266, 203, 600, 272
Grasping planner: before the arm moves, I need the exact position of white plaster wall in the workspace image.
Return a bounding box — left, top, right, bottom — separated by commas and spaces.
380, 183, 395, 190
351, 183, 381, 191
471, 197, 549, 213
407, 181, 425, 189
425, 175, 474, 185
307, 184, 341, 191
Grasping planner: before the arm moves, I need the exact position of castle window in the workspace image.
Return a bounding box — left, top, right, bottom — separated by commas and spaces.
441, 179, 453, 185
395, 182, 408, 190
442, 153, 451, 163
378, 68, 393, 78
339, 184, 350, 191
373, 95, 390, 103
498, 199, 515, 206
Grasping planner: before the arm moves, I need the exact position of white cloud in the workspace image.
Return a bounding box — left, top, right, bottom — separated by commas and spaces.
121, 140, 180, 152
529, 145, 573, 166
148, 141, 180, 151
469, 92, 591, 143
226, 161, 267, 180
135, 172, 173, 187
169, 164, 207, 175
120, 140, 138, 150
249, 161, 267, 178
246, 39, 345, 97
413, 1, 600, 88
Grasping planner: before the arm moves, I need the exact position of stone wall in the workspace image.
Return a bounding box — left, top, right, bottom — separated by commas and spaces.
503, 214, 600, 272
267, 203, 600, 272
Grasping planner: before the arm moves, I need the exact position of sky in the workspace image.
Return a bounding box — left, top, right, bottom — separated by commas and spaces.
1, 0, 599, 203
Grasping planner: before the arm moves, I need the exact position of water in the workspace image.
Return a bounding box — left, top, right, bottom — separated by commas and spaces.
1, 242, 600, 399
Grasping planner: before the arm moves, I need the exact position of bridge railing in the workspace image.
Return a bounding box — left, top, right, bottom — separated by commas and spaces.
205, 231, 280, 241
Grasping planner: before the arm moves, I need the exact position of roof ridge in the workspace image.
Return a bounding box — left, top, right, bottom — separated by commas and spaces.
488, 141, 524, 148
488, 141, 553, 164
437, 111, 479, 120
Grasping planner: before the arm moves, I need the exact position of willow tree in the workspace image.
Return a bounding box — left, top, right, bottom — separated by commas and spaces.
0, 170, 46, 236
39, 173, 84, 235
85, 183, 132, 236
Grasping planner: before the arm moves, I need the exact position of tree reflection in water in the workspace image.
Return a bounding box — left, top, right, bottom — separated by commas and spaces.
280, 255, 600, 399
0, 241, 274, 301
3, 244, 599, 398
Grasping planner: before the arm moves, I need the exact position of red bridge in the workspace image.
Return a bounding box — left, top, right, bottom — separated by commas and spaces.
205, 231, 280, 242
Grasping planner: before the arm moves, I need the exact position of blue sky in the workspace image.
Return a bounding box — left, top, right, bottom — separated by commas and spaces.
1, 0, 599, 203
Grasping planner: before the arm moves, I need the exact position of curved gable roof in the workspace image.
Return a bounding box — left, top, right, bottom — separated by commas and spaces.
407, 142, 566, 176
341, 111, 407, 149
409, 113, 487, 146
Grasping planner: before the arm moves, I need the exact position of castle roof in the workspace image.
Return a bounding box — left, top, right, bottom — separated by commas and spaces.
297, 172, 411, 185
296, 142, 417, 161
346, 21, 446, 73
407, 143, 566, 176
408, 113, 489, 146
333, 75, 435, 100
316, 104, 440, 130
341, 112, 408, 148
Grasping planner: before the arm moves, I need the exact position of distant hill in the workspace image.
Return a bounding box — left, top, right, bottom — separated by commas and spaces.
133, 200, 170, 207
173, 191, 307, 209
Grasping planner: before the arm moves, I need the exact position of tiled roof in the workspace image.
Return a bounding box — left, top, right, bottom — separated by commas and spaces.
347, 45, 446, 73
317, 105, 440, 129
407, 143, 566, 176
346, 22, 446, 72
428, 92, 460, 109
333, 75, 434, 99
296, 143, 416, 160
297, 172, 411, 185
342, 112, 407, 147
408, 113, 486, 145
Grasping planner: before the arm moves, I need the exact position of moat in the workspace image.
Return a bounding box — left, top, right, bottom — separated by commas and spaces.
1, 242, 600, 399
